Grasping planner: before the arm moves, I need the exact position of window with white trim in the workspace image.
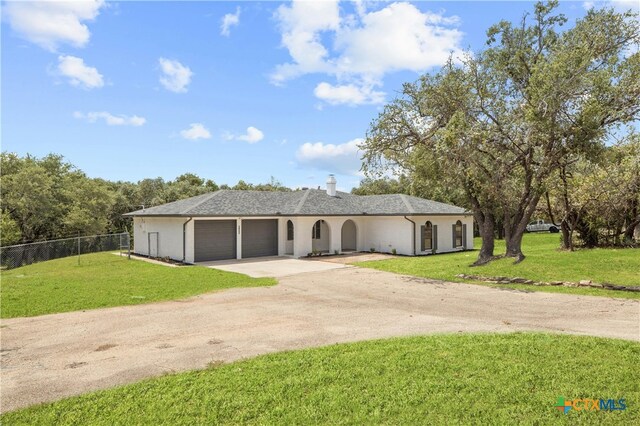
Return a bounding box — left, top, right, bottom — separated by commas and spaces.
287, 220, 294, 241
424, 221, 433, 250
454, 220, 463, 248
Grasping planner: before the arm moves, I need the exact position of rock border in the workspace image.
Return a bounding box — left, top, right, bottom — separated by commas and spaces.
455, 274, 640, 293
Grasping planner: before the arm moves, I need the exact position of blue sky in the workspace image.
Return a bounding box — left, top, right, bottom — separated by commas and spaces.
2, 0, 637, 191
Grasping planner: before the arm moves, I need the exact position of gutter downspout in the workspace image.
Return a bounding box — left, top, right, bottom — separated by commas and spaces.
182, 217, 193, 263
403, 216, 416, 255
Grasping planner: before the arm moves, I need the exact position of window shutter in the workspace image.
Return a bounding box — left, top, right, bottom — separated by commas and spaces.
420, 226, 425, 252
462, 224, 467, 249
452, 224, 456, 248
433, 225, 438, 252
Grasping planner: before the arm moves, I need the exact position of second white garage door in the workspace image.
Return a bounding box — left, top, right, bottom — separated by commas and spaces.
242, 219, 278, 258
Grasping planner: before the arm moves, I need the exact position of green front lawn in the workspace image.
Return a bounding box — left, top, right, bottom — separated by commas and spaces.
357, 233, 640, 299
0, 253, 275, 318
2, 333, 638, 424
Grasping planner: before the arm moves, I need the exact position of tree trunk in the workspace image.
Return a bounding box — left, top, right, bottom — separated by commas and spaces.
505, 233, 526, 263
545, 191, 557, 225
496, 218, 504, 239
576, 217, 599, 248
623, 221, 638, 243
472, 210, 496, 266
502, 191, 542, 263
558, 165, 573, 251
560, 219, 572, 250
622, 209, 639, 244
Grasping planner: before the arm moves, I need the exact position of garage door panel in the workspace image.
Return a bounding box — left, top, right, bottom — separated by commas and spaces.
242, 219, 278, 258
195, 220, 236, 261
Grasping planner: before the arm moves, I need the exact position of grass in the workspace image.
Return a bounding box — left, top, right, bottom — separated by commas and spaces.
0, 252, 275, 318
2, 333, 638, 424
357, 233, 640, 299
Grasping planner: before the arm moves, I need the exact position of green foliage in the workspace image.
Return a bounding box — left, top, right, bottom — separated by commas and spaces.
0, 252, 275, 318
350, 175, 469, 207
357, 233, 640, 299
351, 176, 409, 195
63, 177, 114, 236
546, 133, 640, 248
0, 212, 21, 245
0, 153, 292, 245
1, 154, 65, 241
232, 176, 292, 192
2, 333, 638, 424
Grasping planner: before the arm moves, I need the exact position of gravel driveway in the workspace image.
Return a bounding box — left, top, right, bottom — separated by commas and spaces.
2, 267, 638, 413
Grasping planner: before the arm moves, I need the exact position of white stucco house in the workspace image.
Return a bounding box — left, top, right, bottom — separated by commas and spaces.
124, 175, 473, 263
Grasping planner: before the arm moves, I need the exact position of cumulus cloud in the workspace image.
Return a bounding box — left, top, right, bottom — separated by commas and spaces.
158, 58, 193, 93
295, 138, 363, 175
583, 0, 639, 10
272, 0, 340, 84
74, 111, 146, 126
613, 0, 640, 9
180, 123, 211, 140
224, 126, 265, 144
272, 1, 463, 106
314, 82, 385, 106
221, 7, 241, 36
57, 55, 104, 89
334, 3, 462, 76
4, 0, 105, 51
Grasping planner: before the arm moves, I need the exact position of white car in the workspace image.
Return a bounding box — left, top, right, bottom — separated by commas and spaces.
526, 219, 559, 233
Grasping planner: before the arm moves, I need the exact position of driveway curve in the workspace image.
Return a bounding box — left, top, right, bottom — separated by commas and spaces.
2, 267, 638, 412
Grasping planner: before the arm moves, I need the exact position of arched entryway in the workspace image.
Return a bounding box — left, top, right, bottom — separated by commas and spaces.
341, 219, 357, 252
311, 220, 330, 253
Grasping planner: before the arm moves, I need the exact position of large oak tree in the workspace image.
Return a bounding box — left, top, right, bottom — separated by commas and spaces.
361, 1, 639, 264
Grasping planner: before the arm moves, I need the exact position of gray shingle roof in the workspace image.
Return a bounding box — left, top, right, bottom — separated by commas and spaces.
124, 189, 469, 217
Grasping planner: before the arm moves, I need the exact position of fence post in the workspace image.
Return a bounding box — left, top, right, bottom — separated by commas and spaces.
77, 232, 81, 265
127, 232, 131, 260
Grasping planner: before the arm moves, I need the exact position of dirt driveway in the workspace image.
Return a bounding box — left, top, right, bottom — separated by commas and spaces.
2, 267, 638, 413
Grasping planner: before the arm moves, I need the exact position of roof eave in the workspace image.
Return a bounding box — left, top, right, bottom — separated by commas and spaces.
123, 212, 473, 218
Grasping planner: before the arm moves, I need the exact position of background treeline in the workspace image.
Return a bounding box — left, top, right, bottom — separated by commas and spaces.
0, 153, 290, 246
2, 135, 637, 249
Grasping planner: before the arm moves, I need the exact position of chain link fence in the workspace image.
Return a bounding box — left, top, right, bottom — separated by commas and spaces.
1, 232, 130, 270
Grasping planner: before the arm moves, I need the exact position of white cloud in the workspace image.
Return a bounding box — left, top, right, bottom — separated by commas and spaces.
4, 0, 105, 51
74, 111, 146, 126
221, 7, 241, 37
57, 55, 104, 89
158, 58, 193, 93
610, 0, 639, 10
314, 81, 385, 106
224, 126, 265, 144
295, 138, 364, 175
271, 0, 341, 84
180, 123, 211, 140
334, 3, 463, 76
584, 0, 640, 10
272, 1, 463, 106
